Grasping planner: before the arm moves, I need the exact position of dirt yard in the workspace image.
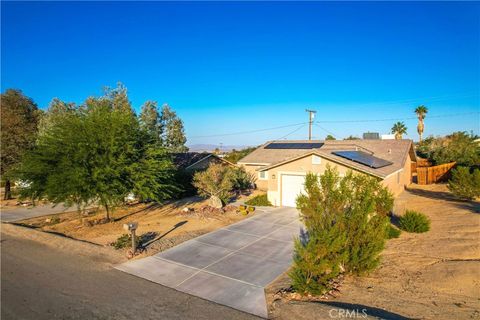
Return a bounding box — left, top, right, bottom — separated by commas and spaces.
267, 184, 480, 320
18, 194, 260, 257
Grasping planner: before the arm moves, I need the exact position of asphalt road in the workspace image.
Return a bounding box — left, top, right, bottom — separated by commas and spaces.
1, 231, 259, 320
1, 203, 76, 222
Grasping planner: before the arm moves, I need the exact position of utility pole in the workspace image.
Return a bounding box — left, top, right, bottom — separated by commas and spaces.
305, 109, 317, 140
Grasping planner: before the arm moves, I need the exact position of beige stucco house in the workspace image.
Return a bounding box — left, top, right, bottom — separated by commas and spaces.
238, 140, 416, 207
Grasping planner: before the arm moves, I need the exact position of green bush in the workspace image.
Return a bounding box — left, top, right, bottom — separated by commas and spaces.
387, 224, 401, 239
290, 166, 394, 295
448, 167, 480, 200
290, 227, 346, 295
112, 234, 139, 250
416, 132, 480, 166
399, 210, 430, 233
244, 194, 272, 206
232, 167, 256, 191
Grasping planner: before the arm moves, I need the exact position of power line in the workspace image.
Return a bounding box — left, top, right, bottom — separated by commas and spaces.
314, 123, 339, 138
189, 122, 308, 138
188, 111, 478, 139
316, 111, 479, 124
275, 123, 307, 140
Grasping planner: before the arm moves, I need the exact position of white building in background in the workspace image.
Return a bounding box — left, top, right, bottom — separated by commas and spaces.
381, 134, 396, 140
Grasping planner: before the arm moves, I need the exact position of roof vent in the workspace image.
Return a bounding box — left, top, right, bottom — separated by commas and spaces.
388, 149, 392, 154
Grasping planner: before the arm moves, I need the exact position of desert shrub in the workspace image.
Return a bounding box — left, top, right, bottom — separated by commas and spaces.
387, 225, 401, 239
448, 167, 480, 200
416, 132, 480, 166
192, 163, 235, 205
112, 234, 139, 250
290, 228, 346, 295
399, 210, 430, 233
244, 194, 272, 206
224, 147, 257, 164
291, 166, 393, 295
232, 167, 256, 191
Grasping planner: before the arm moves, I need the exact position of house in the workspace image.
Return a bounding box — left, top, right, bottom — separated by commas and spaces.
238, 140, 416, 207
173, 152, 235, 171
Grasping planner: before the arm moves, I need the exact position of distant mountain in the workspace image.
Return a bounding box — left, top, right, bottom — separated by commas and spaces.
187, 144, 252, 152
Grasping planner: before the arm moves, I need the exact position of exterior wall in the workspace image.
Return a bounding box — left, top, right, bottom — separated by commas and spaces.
381, 159, 412, 197
264, 154, 412, 206
265, 155, 362, 206
238, 163, 269, 191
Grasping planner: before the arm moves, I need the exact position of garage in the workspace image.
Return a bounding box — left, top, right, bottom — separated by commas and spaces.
281, 174, 306, 207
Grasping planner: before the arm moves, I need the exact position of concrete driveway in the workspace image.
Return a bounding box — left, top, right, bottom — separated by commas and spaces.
116, 207, 303, 318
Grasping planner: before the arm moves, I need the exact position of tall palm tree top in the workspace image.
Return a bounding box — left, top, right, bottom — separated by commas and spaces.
415, 105, 428, 119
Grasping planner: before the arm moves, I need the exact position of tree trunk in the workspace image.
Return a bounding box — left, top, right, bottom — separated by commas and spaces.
4, 180, 12, 200
417, 120, 424, 142
105, 204, 111, 221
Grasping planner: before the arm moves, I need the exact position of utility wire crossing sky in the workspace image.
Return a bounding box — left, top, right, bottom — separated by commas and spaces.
1, 1, 479, 145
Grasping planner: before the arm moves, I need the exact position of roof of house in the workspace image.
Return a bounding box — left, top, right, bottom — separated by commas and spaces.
238, 140, 324, 165
172, 152, 236, 170
238, 139, 416, 178
172, 152, 214, 169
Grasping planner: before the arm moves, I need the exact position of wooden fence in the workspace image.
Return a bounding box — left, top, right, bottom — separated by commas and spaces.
416, 162, 456, 185
411, 158, 432, 175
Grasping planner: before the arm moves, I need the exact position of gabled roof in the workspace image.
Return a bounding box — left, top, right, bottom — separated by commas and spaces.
239, 139, 415, 178
172, 152, 212, 169
172, 152, 235, 170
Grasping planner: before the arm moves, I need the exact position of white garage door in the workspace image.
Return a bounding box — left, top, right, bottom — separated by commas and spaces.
281, 174, 306, 207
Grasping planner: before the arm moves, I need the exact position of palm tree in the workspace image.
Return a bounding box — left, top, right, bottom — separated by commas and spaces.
415, 105, 428, 142
391, 122, 407, 140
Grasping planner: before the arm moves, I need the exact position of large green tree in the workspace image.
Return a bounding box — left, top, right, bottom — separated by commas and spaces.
160, 104, 188, 152
1, 89, 41, 199
16, 85, 178, 220
139, 101, 162, 144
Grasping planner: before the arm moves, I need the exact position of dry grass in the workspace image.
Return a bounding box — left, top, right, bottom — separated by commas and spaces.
18, 195, 254, 255
267, 183, 480, 320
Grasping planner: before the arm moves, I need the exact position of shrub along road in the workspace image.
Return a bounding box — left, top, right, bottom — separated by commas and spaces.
1, 224, 258, 320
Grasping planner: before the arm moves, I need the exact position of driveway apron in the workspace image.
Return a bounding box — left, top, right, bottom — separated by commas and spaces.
115, 207, 302, 318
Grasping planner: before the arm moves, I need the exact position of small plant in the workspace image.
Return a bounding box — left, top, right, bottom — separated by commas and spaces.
50, 216, 61, 225
244, 194, 272, 206
387, 224, 401, 239
399, 210, 430, 233
448, 167, 480, 200
112, 233, 139, 250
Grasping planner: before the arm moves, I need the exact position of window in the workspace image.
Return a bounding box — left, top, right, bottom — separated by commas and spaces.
259, 171, 268, 180
312, 155, 322, 165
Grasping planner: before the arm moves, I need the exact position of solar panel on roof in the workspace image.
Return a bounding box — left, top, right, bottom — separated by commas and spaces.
265, 142, 324, 149
332, 151, 393, 169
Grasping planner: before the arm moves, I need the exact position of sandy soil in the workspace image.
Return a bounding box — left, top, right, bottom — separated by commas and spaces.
267, 184, 480, 320
17, 194, 258, 257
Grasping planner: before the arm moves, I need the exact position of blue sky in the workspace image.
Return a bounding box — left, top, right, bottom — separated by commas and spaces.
2, 1, 479, 146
